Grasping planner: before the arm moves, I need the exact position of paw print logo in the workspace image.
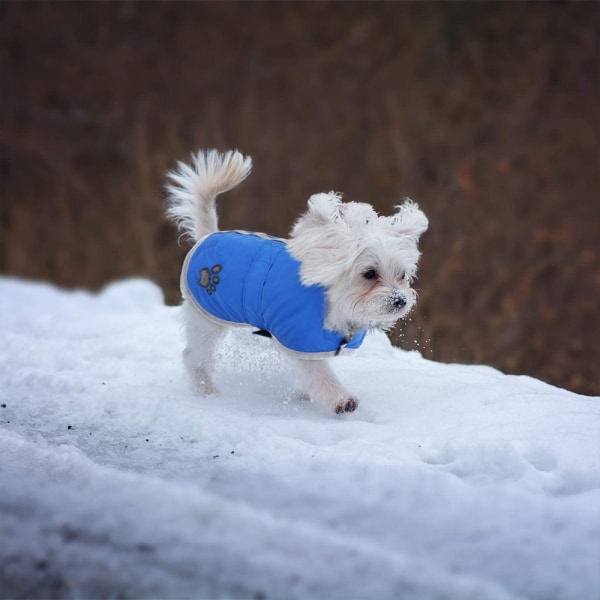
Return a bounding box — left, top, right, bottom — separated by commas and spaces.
199, 265, 222, 294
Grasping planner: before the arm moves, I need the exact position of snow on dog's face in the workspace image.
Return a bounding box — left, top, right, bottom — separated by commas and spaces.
287, 192, 428, 334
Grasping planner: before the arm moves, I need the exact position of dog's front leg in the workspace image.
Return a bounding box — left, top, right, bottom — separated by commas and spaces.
291, 357, 359, 414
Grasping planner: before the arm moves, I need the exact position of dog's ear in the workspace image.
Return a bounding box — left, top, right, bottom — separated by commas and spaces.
387, 199, 429, 240
287, 192, 355, 287
304, 192, 344, 225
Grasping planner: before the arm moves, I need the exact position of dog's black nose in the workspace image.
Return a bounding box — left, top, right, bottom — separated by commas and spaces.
391, 294, 407, 310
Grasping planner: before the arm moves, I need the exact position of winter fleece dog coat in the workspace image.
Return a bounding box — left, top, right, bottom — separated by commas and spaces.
181, 231, 367, 358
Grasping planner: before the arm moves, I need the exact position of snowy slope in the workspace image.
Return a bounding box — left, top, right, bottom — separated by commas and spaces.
0, 277, 598, 600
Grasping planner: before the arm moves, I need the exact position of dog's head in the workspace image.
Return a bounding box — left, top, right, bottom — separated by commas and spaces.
287, 192, 428, 334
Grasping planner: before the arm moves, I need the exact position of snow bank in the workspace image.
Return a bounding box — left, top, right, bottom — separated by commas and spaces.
1, 277, 598, 600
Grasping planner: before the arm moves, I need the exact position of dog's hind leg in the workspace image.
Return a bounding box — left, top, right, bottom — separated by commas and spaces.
182, 300, 227, 396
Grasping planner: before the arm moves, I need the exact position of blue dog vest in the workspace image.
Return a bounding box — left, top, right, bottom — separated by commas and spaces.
181, 231, 367, 358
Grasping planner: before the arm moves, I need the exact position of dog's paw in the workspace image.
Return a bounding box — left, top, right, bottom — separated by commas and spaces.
335, 398, 359, 414
195, 380, 218, 397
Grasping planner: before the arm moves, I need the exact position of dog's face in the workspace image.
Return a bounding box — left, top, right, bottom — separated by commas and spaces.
287, 192, 428, 333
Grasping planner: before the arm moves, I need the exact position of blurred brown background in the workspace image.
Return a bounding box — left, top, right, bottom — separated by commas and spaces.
1, 2, 598, 396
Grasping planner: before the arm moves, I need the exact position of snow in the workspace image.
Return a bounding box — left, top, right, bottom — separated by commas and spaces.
1, 276, 599, 600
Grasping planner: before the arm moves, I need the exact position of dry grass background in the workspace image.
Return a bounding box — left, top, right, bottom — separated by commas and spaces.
1, 2, 598, 395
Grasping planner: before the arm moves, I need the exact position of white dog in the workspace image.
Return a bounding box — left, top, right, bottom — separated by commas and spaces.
166, 150, 428, 413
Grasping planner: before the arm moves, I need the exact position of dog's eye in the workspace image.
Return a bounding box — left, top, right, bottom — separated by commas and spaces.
363, 269, 378, 280
400, 272, 406, 281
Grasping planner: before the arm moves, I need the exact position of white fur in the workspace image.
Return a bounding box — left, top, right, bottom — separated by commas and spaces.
166, 150, 428, 414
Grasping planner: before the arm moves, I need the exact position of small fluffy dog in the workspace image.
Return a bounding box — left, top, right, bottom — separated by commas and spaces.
166, 150, 428, 414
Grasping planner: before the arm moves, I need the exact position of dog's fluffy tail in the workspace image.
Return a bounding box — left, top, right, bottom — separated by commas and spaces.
166, 149, 252, 242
